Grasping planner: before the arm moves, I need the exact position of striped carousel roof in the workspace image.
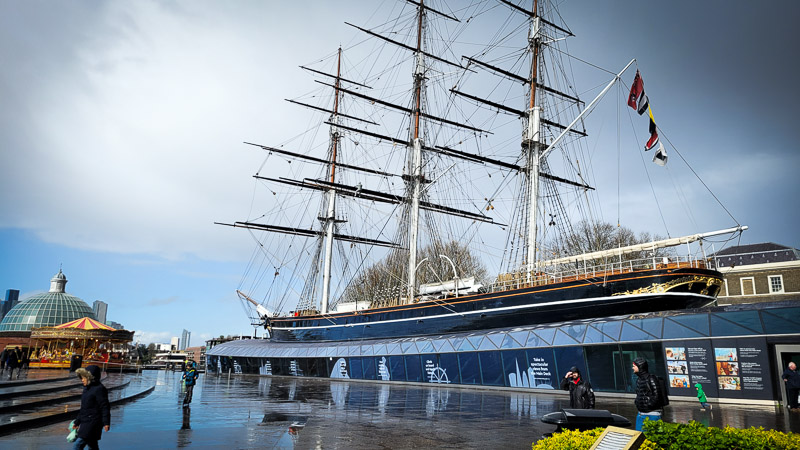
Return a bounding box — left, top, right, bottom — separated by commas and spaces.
54, 317, 116, 331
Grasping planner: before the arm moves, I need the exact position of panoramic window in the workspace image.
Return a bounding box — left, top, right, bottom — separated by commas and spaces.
768, 275, 784, 293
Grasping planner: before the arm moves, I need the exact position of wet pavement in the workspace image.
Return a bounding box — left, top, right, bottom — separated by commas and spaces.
0, 370, 797, 448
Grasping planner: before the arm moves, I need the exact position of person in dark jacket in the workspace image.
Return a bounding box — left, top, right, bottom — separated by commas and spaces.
559, 366, 595, 409
182, 361, 199, 406
633, 357, 662, 431
0, 348, 7, 373
72, 365, 110, 450
782, 361, 800, 411
6, 347, 21, 380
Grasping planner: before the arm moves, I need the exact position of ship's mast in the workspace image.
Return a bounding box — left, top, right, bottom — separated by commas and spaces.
406, 1, 426, 302
524, 0, 542, 275
321, 47, 343, 314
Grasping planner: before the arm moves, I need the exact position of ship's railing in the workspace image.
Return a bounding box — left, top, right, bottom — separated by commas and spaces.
489, 255, 714, 293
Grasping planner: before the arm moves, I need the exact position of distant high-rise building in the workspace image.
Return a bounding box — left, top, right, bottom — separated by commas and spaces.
170, 336, 180, 351
2, 290, 20, 320
93, 300, 108, 324
181, 329, 191, 350
107, 320, 124, 330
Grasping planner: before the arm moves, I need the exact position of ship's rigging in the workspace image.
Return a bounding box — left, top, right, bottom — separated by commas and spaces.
218, 0, 746, 324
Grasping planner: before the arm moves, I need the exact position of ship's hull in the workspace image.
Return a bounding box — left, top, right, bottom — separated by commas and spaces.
268, 267, 722, 342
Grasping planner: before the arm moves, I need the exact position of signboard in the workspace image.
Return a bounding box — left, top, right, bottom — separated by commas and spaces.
662, 337, 772, 401
663, 340, 718, 398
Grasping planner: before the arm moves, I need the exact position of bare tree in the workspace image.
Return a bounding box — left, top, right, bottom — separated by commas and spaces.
547, 220, 672, 263
339, 240, 487, 307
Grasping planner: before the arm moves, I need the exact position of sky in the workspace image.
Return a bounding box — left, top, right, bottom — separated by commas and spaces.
1, 1, 798, 346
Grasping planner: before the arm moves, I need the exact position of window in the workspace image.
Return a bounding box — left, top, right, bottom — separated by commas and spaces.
768, 275, 784, 293
740, 277, 755, 296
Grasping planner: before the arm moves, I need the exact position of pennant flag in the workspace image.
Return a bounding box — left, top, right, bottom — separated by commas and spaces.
627, 70, 649, 115
652, 142, 668, 166
644, 106, 659, 151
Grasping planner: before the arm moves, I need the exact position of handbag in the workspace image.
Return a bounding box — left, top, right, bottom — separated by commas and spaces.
67, 420, 78, 442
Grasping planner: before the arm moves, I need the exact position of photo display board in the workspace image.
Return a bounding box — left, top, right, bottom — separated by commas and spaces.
662, 337, 772, 401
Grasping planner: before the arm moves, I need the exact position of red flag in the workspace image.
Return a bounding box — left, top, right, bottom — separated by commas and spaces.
628, 70, 648, 115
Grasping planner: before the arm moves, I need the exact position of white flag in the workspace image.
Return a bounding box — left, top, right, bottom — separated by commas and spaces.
653, 142, 668, 166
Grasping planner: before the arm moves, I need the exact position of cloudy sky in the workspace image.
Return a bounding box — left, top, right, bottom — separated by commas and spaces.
1, 0, 797, 346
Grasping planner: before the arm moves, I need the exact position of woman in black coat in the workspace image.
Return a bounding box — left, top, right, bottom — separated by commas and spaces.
72, 365, 110, 450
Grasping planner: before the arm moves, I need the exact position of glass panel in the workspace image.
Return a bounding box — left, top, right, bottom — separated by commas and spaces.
670, 313, 710, 335
628, 318, 663, 338
553, 346, 585, 382
479, 351, 504, 386
374, 344, 388, 356
561, 324, 587, 342
525, 332, 546, 348
478, 337, 499, 351
450, 338, 465, 351
501, 349, 529, 388
709, 313, 761, 337
584, 326, 612, 344
458, 352, 481, 385
349, 357, 364, 379
585, 345, 626, 391
618, 343, 664, 394
457, 338, 476, 352
401, 342, 418, 354
553, 329, 581, 346
712, 311, 763, 334
438, 340, 456, 353
404, 355, 423, 382
524, 348, 557, 389
388, 355, 406, 381
761, 309, 800, 334
419, 341, 436, 353
485, 333, 506, 348
596, 321, 622, 340
500, 334, 522, 349
533, 328, 556, 345
466, 336, 484, 350
662, 318, 706, 339
362, 357, 377, 380
387, 344, 402, 355
438, 353, 461, 385
620, 322, 655, 341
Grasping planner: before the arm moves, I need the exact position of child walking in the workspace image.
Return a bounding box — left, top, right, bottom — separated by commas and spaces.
695, 383, 712, 411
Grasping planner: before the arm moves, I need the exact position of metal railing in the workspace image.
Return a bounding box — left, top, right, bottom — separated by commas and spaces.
489, 255, 713, 293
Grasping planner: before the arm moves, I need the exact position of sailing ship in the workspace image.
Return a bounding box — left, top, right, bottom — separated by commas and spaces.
218, 0, 746, 342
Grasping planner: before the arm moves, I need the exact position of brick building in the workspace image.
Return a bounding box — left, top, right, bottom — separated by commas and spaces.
713, 242, 800, 305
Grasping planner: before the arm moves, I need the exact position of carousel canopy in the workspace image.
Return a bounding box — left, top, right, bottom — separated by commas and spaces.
55, 317, 116, 331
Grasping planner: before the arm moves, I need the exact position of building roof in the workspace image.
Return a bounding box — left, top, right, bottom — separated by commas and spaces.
0, 270, 96, 333
712, 242, 800, 267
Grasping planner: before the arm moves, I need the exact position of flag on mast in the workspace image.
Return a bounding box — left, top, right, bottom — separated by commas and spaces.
653, 142, 668, 166
645, 106, 659, 151
627, 70, 649, 115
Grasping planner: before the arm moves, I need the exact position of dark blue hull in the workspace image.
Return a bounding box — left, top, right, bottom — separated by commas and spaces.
268, 267, 722, 342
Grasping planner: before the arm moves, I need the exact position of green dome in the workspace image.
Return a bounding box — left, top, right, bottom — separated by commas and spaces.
0, 270, 97, 332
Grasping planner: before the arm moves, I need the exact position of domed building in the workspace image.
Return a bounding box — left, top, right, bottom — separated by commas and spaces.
0, 269, 97, 334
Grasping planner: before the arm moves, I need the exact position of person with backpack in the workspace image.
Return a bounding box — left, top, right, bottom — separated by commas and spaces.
695, 383, 712, 411
633, 357, 663, 431
559, 366, 595, 409
182, 361, 199, 407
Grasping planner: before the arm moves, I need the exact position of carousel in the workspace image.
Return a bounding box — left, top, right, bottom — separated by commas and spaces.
29, 317, 134, 369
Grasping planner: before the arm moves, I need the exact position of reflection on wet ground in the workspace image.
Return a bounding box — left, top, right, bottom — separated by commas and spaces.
0, 370, 797, 448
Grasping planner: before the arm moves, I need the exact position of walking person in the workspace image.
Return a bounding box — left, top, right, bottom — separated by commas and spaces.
5, 347, 21, 380
782, 361, 800, 412
71, 365, 110, 449
182, 361, 199, 407
695, 383, 712, 411
633, 357, 663, 431
0, 348, 7, 375
559, 366, 595, 409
